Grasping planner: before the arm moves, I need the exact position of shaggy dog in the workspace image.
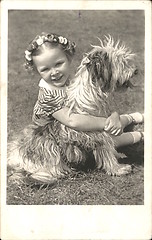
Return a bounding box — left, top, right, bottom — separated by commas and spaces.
8, 36, 138, 184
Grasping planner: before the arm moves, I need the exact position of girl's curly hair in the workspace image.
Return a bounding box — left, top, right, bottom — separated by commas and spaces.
24, 32, 76, 71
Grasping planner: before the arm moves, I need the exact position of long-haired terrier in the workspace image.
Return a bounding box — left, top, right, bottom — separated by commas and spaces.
8, 36, 139, 184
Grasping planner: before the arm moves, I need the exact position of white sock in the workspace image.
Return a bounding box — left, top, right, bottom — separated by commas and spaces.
130, 132, 144, 144
129, 112, 144, 124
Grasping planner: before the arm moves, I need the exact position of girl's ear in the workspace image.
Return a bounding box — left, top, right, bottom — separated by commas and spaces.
67, 55, 73, 64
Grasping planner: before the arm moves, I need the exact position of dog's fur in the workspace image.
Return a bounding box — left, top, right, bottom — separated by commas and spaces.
8, 36, 137, 183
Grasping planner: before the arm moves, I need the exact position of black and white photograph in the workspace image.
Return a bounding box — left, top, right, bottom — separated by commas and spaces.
1, 1, 151, 239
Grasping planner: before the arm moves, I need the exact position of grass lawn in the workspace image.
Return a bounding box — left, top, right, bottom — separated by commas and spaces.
7, 10, 144, 205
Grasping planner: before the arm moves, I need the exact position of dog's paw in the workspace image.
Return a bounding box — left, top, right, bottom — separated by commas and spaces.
28, 172, 58, 184
107, 164, 133, 176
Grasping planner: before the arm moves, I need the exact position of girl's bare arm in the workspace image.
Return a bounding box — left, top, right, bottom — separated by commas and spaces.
52, 107, 107, 131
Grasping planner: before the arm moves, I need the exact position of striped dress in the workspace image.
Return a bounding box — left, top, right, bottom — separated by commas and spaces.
32, 78, 66, 126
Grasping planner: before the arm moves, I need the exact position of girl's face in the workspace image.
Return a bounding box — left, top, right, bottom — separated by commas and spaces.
33, 45, 72, 88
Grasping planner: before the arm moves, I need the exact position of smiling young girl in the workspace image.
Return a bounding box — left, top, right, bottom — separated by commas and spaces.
8, 32, 144, 183
25, 32, 120, 131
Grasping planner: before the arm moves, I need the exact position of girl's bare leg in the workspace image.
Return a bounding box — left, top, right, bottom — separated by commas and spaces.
112, 132, 144, 148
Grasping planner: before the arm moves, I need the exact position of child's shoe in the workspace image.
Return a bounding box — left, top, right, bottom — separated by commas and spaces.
140, 132, 144, 141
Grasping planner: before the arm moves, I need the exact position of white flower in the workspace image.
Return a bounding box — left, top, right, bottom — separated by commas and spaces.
36, 38, 44, 46
58, 36, 64, 44
25, 50, 32, 61
63, 38, 68, 45
44, 36, 48, 41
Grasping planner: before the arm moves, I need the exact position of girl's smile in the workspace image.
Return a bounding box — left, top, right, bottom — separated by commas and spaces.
33, 46, 71, 88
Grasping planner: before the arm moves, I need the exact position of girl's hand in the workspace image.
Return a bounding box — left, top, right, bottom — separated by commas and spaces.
104, 112, 123, 136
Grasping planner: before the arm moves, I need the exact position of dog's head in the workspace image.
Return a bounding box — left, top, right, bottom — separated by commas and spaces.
77, 35, 138, 93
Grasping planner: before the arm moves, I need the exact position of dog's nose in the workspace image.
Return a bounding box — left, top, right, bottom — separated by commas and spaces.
134, 69, 138, 75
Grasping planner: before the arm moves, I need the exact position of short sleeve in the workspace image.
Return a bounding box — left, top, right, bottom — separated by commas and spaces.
32, 87, 66, 126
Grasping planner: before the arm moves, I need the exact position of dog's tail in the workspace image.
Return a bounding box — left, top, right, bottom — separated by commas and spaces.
7, 124, 71, 184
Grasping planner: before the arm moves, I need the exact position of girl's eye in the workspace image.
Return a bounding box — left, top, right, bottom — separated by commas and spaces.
56, 62, 63, 67
40, 68, 48, 72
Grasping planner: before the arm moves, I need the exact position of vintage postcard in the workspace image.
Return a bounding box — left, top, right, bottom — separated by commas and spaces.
1, 0, 151, 239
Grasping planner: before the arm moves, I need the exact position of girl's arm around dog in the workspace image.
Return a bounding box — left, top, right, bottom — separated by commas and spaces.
52, 107, 107, 131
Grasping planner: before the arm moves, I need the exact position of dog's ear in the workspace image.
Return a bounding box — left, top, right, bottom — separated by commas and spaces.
87, 51, 113, 92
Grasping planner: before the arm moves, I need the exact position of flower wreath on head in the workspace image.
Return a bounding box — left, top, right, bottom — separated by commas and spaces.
24, 33, 76, 63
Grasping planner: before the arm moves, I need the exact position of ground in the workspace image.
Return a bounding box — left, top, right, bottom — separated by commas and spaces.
7, 10, 144, 205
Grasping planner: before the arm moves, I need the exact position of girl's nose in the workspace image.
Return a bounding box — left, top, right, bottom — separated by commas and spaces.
50, 68, 57, 76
